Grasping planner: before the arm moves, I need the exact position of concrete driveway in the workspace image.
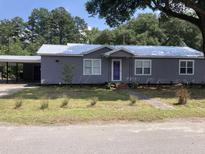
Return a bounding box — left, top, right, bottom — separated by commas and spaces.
0, 120, 205, 154
0, 84, 35, 97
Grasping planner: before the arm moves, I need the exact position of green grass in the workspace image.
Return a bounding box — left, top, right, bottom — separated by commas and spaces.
1, 85, 205, 125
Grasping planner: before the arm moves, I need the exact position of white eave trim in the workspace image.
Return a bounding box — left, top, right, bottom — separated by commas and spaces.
132, 56, 204, 59
104, 47, 135, 57
38, 54, 83, 57
82, 45, 114, 55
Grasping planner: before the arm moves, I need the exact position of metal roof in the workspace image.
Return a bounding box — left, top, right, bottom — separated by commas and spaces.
37, 43, 204, 58
38, 44, 103, 56
0, 55, 41, 63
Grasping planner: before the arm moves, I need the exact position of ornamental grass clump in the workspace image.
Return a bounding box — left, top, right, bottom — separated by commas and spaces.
176, 87, 190, 105
40, 99, 49, 110
14, 99, 23, 109
89, 97, 98, 107
129, 95, 137, 106
60, 97, 70, 108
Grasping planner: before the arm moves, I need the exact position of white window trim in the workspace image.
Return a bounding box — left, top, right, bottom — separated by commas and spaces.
134, 59, 152, 76
83, 59, 101, 75
111, 59, 122, 81
179, 60, 194, 75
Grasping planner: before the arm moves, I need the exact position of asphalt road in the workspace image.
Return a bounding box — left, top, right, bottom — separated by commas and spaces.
0, 120, 205, 154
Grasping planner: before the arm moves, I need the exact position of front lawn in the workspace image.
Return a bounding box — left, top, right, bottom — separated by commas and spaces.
0, 85, 205, 125
137, 85, 205, 114
137, 85, 205, 107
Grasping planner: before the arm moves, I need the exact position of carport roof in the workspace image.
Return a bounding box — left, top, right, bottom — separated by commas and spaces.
0, 55, 41, 63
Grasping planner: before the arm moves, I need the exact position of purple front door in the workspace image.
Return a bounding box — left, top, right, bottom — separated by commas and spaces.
112, 60, 121, 81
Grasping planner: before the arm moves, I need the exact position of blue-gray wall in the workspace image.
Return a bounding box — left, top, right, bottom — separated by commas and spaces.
40, 48, 205, 84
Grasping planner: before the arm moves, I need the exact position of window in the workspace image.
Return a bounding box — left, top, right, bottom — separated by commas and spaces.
83, 59, 101, 75
179, 60, 194, 75
135, 60, 152, 75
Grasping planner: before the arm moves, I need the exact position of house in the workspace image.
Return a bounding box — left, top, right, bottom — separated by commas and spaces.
37, 43, 205, 85
0, 43, 204, 84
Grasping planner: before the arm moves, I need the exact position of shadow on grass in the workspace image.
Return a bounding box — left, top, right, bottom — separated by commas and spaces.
3, 85, 129, 101
173, 103, 186, 106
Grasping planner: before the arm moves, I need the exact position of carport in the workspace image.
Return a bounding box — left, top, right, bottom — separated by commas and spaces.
0, 56, 41, 83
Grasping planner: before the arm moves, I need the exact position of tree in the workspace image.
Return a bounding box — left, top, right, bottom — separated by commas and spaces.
85, 27, 101, 44
126, 14, 166, 45
28, 8, 50, 43
10, 17, 25, 42
50, 7, 75, 44
159, 15, 202, 49
94, 29, 114, 44
86, 0, 205, 52
0, 7, 92, 55
113, 27, 136, 45
73, 16, 88, 43
0, 17, 26, 53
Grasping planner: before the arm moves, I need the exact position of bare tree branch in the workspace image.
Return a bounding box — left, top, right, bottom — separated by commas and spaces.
181, 0, 205, 16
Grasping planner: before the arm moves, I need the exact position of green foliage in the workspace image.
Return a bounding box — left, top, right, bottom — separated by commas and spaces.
86, 0, 202, 27
159, 16, 202, 50
62, 64, 74, 84
73, 16, 88, 43
91, 13, 202, 50
50, 7, 75, 44
85, 28, 101, 44
0, 7, 88, 55
94, 29, 114, 44
0, 5, 203, 55
86, 0, 205, 51
106, 82, 116, 89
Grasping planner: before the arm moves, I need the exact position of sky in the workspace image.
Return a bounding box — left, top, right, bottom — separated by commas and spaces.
0, 0, 153, 30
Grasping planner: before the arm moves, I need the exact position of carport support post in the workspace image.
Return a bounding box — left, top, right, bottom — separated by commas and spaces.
16, 63, 18, 82
6, 62, 8, 83
128, 58, 131, 83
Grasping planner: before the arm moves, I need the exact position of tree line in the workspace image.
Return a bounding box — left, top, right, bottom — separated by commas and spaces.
0, 7, 88, 55
86, 0, 205, 52
0, 7, 202, 56
90, 13, 202, 50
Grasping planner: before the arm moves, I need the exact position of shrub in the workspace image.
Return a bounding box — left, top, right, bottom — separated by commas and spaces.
60, 97, 70, 108
128, 82, 139, 89
176, 87, 190, 105
40, 100, 49, 110
89, 97, 98, 107
14, 99, 23, 109
106, 82, 115, 89
129, 95, 137, 106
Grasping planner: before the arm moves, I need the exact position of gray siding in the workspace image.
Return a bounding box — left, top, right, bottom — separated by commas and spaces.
41, 48, 205, 84
130, 59, 205, 84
